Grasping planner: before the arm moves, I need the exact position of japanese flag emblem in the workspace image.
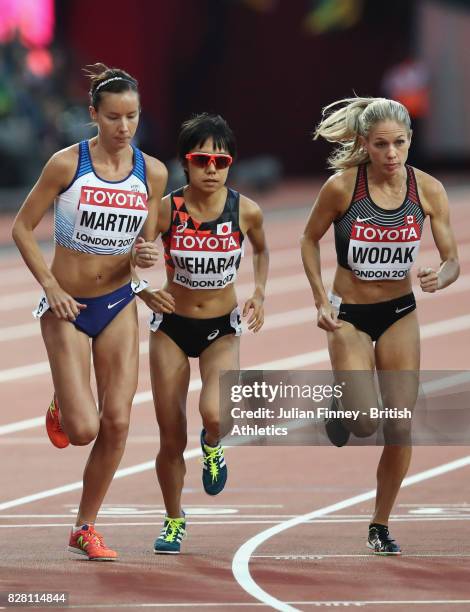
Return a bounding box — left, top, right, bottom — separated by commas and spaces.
406, 215, 414, 225
217, 221, 232, 235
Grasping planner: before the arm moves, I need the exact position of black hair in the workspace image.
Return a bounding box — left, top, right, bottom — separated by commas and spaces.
84, 63, 139, 110
177, 113, 237, 163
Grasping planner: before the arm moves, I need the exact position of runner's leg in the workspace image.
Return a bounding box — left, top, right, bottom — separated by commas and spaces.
150, 330, 190, 518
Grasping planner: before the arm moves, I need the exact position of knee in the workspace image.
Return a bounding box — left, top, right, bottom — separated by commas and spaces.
351, 417, 379, 438
100, 415, 130, 442
383, 420, 412, 445
68, 422, 99, 446
159, 428, 187, 458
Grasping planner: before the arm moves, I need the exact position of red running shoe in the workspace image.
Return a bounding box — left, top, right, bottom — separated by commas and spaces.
68, 525, 118, 561
45, 395, 70, 449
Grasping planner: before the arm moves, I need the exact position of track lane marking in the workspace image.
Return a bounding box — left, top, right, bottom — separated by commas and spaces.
231, 455, 470, 612
0, 370, 469, 510
16, 598, 470, 608
1, 304, 470, 386
1, 318, 469, 436
2, 238, 470, 340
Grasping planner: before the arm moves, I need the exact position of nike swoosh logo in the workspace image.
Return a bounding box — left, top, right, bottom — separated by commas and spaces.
356, 216, 375, 223
395, 304, 414, 314
107, 298, 126, 310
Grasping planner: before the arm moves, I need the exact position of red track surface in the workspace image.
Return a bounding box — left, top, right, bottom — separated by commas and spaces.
1, 184, 470, 611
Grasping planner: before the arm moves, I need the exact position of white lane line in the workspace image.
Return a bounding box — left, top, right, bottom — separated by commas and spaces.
1, 264, 469, 344
0, 514, 308, 524
1, 312, 470, 434
32, 599, 470, 608
0, 290, 40, 311
3, 517, 470, 528
0, 320, 469, 508
0, 270, 312, 342
1, 303, 470, 386
4, 237, 469, 308
0, 361, 51, 383
231, 455, 470, 612
2, 233, 470, 339
0, 380, 199, 434
3, 243, 470, 342
0, 448, 199, 511
253, 552, 470, 558
0, 258, 307, 314
4, 366, 465, 508
0, 322, 39, 341
0, 243, 312, 290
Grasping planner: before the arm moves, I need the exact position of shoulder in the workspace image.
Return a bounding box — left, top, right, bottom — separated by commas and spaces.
412, 167, 445, 199
313, 167, 357, 219
239, 193, 263, 226
47, 144, 79, 174
321, 167, 357, 199
40, 144, 80, 189
141, 153, 168, 189
142, 153, 167, 180
411, 167, 447, 215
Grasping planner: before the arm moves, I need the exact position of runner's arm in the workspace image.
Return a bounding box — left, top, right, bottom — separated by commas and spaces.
242, 197, 269, 332
300, 176, 348, 331
133, 157, 168, 267
418, 178, 459, 292
134, 193, 175, 313
11, 152, 85, 320
12, 152, 73, 289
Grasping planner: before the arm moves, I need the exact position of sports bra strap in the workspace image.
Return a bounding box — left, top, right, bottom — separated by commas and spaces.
406, 165, 420, 205
352, 164, 367, 203
76, 141, 92, 180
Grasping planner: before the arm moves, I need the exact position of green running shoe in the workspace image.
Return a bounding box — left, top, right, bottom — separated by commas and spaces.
200, 429, 227, 495
154, 513, 186, 554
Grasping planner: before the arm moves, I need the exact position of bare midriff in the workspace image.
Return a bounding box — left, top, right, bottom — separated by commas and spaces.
332, 265, 413, 304
164, 272, 237, 318
50, 244, 132, 297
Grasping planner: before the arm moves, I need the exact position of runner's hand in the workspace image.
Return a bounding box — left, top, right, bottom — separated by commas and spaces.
417, 267, 439, 293
133, 237, 159, 269
140, 288, 175, 313
243, 296, 264, 333
44, 282, 86, 321
317, 303, 342, 332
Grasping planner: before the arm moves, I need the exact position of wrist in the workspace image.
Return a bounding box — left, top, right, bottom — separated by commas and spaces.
314, 294, 330, 309
41, 276, 59, 291
138, 287, 154, 300
253, 287, 265, 301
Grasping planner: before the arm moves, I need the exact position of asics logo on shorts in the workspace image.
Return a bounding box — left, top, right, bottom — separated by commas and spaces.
207, 329, 220, 340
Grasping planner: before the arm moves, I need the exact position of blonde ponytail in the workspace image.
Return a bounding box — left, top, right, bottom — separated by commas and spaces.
314, 97, 411, 171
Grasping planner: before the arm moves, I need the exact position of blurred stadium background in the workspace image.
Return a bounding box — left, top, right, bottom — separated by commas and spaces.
0, 0, 469, 213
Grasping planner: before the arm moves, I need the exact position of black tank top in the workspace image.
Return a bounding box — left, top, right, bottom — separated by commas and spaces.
334, 164, 426, 281
161, 187, 244, 290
